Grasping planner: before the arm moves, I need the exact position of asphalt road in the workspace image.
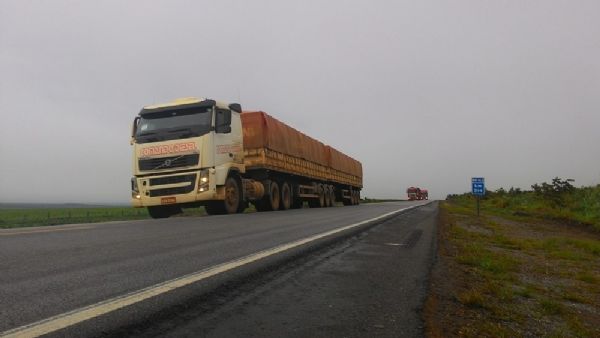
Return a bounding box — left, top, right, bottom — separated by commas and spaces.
0, 201, 428, 336
142, 201, 439, 338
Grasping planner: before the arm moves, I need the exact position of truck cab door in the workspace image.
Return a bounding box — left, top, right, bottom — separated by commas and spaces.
213, 108, 243, 182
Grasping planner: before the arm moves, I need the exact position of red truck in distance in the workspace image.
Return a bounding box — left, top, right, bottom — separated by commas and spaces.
407, 187, 428, 200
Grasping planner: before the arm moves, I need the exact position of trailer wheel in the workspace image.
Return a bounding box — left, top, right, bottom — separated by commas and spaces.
317, 184, 326, 207
280, 181, 292, 210
329, 186, 336, 206
324, 185, 331, 207
307, 184, 321, 208
224, 176, 243, 214
268, 181, 280, 211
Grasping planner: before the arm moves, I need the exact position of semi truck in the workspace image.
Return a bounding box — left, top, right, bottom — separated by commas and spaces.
407, 187, 428, 200
131, 97, 363, 218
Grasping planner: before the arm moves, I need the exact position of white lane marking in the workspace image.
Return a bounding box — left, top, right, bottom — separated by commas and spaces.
0, 204, 422, 338
0, 225, 95, 236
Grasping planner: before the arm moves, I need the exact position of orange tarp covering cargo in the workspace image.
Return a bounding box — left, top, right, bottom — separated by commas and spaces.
241, 111, 362, 188
326, 146, 363, 178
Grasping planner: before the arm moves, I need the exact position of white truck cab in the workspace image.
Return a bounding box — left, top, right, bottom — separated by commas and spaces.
131, 97, 244, 217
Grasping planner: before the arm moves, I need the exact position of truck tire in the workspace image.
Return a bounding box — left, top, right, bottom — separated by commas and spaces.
318, 184, 326, 208
324, 185, 332, 207
280, 181, 292, 210
148, 205, 179, 219
308, 183, 324, 208
270, 181, 280, 211
224, 176, 244, 214
354, 190, 361, 205
329, 186, 336, 206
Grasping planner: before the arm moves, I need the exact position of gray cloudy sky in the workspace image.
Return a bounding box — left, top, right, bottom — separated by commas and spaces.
1, 1, 599, 203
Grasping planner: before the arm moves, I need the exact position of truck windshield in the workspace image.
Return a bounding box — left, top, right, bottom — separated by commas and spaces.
135, 107, 212, 143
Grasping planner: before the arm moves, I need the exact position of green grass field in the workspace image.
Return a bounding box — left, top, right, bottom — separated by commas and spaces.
0, 206, 207, 229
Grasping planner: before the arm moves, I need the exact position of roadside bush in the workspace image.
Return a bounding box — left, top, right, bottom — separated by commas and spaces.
531, 177, 575, 208
446, 178, 600, 231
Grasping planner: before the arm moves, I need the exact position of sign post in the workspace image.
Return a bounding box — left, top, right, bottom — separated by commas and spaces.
471, 177, 485, 216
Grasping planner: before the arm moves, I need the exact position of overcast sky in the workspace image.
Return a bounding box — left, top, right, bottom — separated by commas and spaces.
1, 1, 599, 203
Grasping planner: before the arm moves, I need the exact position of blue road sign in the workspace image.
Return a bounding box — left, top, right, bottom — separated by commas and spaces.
472, 177, 485, 196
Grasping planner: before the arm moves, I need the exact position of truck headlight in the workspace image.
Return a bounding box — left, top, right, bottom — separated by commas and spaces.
198, 170, 209, 192
131, 177, 141, 198
131, 177, 139, 192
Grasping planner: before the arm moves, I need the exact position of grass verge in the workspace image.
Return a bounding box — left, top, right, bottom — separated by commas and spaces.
0, 206, 207, 228
424, 200, 600, 337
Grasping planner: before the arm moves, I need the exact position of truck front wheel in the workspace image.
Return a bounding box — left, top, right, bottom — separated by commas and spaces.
224, 176, 243, 214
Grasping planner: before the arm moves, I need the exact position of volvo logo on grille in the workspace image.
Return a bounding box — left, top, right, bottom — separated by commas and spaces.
152, 154, 185, 170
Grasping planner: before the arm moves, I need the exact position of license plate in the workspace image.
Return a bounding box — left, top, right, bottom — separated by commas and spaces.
161, 197, 177, 205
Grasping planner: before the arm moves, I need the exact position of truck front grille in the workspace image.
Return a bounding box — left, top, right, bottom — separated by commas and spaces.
148, 174, 197, 197
139, 154, 199, 171
150, 174, 196, 186
149, 185, 195, 197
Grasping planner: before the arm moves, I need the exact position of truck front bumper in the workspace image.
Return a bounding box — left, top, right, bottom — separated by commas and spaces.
131, 169, 225, 208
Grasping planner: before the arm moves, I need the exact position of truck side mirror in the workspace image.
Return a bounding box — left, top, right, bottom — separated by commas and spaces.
215, 109, 232, 134
229, 103, 242, 113
130, 117, 140, 145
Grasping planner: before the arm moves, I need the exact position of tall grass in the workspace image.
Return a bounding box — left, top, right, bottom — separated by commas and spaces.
447, 183, 600, 231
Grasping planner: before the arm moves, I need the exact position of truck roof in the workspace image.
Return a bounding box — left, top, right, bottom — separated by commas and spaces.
140, 97, 232, 116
